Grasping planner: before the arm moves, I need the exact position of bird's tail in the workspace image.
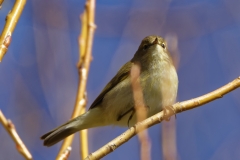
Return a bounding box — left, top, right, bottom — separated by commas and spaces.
41, 108, 105, 147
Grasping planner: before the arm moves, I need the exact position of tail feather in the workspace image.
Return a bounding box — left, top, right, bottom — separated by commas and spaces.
42, 123, 78, 146
41, 108, 107, 147
40, 117, 78, 140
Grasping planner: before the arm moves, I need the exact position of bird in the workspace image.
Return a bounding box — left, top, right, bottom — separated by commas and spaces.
41, 35, 178, 147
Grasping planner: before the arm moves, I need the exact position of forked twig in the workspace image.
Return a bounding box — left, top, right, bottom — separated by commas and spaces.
56, 0, 96, 159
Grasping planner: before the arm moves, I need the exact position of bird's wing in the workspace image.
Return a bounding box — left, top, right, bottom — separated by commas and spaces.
89, 61, 132, 110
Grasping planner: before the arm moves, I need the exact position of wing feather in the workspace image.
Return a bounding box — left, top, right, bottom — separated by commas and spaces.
89, 61, 132, 110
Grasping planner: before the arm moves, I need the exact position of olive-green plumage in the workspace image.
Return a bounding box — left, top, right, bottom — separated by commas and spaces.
41, 35, 178, 147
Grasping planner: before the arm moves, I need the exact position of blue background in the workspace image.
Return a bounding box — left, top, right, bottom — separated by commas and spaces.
0, 0, 240, 159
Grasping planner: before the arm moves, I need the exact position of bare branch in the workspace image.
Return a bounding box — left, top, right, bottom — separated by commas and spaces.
0, 0, 27, 62
56, 0, 96, 159
162, 119, 177, 160
85, 77, 240, 160
58, 147, 72, 160
0, 0, 4, 9
130, 64, 151, 160
0, 110, 32, 160
162, 33, 179, 160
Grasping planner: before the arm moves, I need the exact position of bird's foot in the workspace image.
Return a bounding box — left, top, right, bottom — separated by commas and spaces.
163, 105, 176, 121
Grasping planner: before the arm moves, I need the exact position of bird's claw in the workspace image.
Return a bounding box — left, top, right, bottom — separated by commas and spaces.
163, 105, 176, 121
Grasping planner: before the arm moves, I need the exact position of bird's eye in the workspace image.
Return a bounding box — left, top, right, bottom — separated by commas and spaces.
143, 44, 148, 50
161, 43, 166, 49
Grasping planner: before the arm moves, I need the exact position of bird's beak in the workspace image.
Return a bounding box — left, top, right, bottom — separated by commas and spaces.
152, 37, 160, 45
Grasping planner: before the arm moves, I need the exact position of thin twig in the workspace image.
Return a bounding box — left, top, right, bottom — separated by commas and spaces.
162, 34, 179, 160
0, 0, 27, 62
85, 77, 240, 160
0, 0, 4, 9
56, 0, 96, 159
130, 64, 151, 160
162, 119, 177, 160
0, 110, 32, 160
58, 147, 72, 160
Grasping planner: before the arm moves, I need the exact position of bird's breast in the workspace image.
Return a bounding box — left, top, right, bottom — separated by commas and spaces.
141, 60, 178, 116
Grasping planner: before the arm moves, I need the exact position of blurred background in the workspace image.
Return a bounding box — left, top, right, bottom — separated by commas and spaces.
1, 0, 240, 159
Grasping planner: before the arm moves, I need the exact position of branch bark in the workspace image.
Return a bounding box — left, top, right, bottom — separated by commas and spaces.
85, 77, 240, 160
56, 0, 96, 159
0, 110, 32, 160
0, 0, 27, 62
0, 0, 4, 9
58, 147, 72, 160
